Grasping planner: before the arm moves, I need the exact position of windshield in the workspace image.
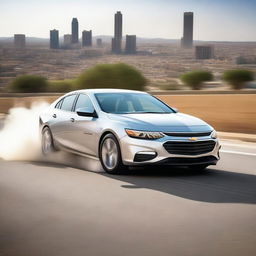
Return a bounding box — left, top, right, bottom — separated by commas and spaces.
95, 93, 174, 114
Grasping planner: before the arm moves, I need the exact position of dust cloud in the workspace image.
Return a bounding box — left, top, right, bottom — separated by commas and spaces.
0, 102, 103, 172
0, 102, 49, 161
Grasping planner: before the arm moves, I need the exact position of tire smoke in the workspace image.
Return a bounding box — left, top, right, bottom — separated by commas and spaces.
0, 102, 49, 161
0, 102, 103, 172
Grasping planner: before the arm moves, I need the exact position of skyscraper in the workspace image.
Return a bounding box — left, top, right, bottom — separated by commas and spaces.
114, 11, 122, 39
82, 30, 92, 47
71, 18, 79, 44
182, 12, 193, 48
14, 34, 25, 48
125, 35, 136, 54
50, 29, 59, 49
112, 11, 122, 53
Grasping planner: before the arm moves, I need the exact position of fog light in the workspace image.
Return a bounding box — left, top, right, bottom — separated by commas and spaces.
134, 151, 157, 162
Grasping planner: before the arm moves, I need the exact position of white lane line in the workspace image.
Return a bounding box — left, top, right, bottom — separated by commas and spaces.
221, 150, 256, 156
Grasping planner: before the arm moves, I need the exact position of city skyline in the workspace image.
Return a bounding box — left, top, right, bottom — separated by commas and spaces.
0, 0, 256, 41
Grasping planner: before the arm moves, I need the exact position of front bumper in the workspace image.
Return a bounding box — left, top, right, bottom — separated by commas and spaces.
119, 135, 220, 166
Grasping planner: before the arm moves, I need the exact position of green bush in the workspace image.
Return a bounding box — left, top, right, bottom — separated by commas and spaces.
48, 80, 74, 92
180, 70, 213, 90
9, 75, 48, 92
75, 63, 147, 90
222, 69, 254, 90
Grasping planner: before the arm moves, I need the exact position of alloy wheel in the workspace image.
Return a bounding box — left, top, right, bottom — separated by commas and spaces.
101, 138, 118, 170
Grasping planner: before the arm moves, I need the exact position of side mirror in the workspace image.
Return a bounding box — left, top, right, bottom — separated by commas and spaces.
76, 107, 98, 118
172, 107, 178, 113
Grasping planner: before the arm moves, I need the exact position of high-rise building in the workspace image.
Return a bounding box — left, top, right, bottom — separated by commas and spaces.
182, 12, 193, 48
50, 29, 59, 49
82, 30, 92, 47
14, 34, 25, 48
125, 35, 136, 54
195, 45, 214, 59
96, 38, 102, 47
64, 34, 72, 46
71, 18, 79, 44
114, 11, 122, 39
112, 11, 122, 53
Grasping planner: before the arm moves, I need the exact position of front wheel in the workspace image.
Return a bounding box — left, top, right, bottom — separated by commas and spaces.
41, 127, 56, 155
99, 134, 127, 174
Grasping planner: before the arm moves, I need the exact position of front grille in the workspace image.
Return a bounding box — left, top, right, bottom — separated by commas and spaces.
164, 131, 211, 137
163, 140, 216, 155
156, 156, 218, 165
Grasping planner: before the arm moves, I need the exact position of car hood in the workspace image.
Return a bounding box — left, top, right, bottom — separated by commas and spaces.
107, 113, 213, 132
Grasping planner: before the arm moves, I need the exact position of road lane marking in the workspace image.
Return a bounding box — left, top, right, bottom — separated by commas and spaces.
221, 150, 256, 156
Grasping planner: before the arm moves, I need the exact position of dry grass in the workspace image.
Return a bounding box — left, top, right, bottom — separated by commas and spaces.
158, 94, 256, 134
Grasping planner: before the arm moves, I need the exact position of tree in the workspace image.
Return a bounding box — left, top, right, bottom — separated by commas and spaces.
180, 70, 213, 90
9, 75, 48, 92
76, 63, 147, 91
223, 70, 254, 90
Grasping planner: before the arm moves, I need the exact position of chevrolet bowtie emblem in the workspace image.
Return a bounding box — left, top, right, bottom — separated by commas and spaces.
189, 137, 198, 141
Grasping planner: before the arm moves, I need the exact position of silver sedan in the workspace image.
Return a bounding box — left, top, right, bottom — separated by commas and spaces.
39, 89, 220, 174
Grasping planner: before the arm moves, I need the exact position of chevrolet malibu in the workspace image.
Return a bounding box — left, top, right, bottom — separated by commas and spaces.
39, 89, 220, 174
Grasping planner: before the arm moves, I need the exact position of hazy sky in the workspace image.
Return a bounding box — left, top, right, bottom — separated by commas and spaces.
0, 0, 256, 41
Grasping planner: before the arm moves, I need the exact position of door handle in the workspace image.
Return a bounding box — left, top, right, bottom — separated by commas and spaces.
70, 118, 75, 122
53, 114, 57, 118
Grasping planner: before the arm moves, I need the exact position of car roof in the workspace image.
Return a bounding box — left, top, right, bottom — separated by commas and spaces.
50, 89, 148, 108
68, 88, 147, 95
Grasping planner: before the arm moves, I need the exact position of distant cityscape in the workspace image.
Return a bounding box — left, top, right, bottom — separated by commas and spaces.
1, 9, 255, 89
48, 11, 139, 55
12, 11, 215, 59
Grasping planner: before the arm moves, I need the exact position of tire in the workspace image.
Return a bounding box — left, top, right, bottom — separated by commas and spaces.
99, 133, 127, 174
188, 164, 208, 172
41, 127, 56, 155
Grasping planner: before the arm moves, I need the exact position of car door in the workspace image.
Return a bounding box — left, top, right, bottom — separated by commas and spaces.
64, 93, 101, 157
50, 94, 78, 148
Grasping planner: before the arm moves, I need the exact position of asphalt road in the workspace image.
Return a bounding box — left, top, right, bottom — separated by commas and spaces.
0, 141, 256, 256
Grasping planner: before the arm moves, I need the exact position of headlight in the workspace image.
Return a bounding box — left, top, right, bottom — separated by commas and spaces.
125, 129, 165, 140
211, 130, 218, 139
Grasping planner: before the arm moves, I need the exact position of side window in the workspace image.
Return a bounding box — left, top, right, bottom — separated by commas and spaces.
74, 94, 94, 112
60, 95, 77, 112
55, 99, 63, 109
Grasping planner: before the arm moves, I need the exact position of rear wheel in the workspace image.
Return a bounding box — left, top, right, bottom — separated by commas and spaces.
41, 127, 56, 155
99, 134, 127, 174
